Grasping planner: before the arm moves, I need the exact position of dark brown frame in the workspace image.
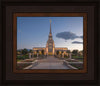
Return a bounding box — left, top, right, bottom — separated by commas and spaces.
13, 13, 87, 73
1, 1, 98, 85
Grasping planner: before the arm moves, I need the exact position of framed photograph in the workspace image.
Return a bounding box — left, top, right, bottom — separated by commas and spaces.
13, 13, 87, 73
1, 1, 98, 85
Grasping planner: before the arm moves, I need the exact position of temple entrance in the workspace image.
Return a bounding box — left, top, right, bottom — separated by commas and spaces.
48, 52, 53, 55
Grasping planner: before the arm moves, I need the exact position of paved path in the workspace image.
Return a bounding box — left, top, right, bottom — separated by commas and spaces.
31, 56, 70, 69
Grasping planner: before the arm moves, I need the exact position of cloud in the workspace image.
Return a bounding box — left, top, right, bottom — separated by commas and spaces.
72, 41, 83, 44
56, 31, 82, 40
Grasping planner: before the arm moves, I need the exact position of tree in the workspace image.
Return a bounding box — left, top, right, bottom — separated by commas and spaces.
72, 50, 78, 56
41, 50, 44, 55
17, 50, 21, 52
67, 50, 71, 53
56, 50, 59, 55
36, 50, 39, 53
61, 51, 64, 54
29, 49, 33, 53
22, 48, 28, 55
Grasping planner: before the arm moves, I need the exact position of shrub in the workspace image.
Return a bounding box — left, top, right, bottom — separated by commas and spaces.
34, 54, 37, 57
24, 55, 29, 59
64, 55, 69, 59
17, 56, 25, 60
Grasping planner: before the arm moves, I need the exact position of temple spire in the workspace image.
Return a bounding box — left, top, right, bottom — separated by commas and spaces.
50, 19, 51, 34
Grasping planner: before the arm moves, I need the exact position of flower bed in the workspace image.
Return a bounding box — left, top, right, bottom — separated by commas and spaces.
16, 63, 32, 70
21, 59, 35, 62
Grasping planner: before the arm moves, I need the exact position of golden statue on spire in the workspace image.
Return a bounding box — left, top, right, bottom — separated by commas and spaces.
50, 19, 51, 23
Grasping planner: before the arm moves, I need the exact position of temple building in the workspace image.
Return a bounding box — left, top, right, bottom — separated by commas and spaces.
33, 20, 68, 56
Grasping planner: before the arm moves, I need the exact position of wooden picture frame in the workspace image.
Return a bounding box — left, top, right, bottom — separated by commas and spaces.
13, 13, 87, 73
1, 1, 98, 85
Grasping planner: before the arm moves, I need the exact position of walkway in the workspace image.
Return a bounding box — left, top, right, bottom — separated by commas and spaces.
31, 56, 71, 69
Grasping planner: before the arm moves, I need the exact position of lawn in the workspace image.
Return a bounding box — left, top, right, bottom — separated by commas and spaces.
17, 55, 29, 62
72, 55, 83, 62
72, 55, 83, 59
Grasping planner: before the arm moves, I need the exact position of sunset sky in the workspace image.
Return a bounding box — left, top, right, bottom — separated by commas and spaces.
17, 17, 83, 51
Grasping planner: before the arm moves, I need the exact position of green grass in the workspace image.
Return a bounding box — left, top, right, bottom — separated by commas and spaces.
17, 55, 29, 60
72, 55, 83, 59
17, 55, 29, 62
